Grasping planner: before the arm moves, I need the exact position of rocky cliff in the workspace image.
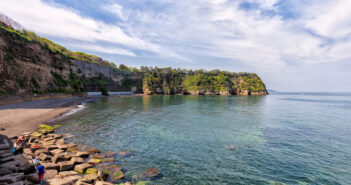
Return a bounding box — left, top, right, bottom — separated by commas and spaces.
0, 25, 143, 95
0, 20, 267, 96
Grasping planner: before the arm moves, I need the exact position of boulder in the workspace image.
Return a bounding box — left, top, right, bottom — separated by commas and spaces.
70, 157, 84, 164
42, 163, 60, 170
74, 163, 92, 174
0, 155, 15, 163
46, 145, 59, 151
0, 173, 24, 184
118, 151, 131, 157
23, 148, 33, 156
67, 147, 78, 153
88, 148, 100, 154
98, 164, 122, 174
142, 168, 160, 179
76, 145, 100, 154
1, 160, 19, 173
14, 154, 35, 174
55, 171, 79, 178
66, 143, 77, 148
51, 149, 65, 156
63, 134, 73, 139
56, 139, 65, 145
58, 161, 75, 171
0, 150, 10, 155
88, 158, 101, 165
85, 168, 98, 174
103, 151, 117, 158
34, 149, 49, 156
23, 154, 33, 160
0, 139, 10, 150
57, 144, 68, 150
98, 164, 123, 181
0, 166, 13, 175
25, 173, 39, 184
39, 153, 51, 161
102, 158, 115, 163
111, 171, 124, 181
0, 152, 12, 159
70, 151, 90, 158
82, 174, 99, 183
47, 175, 81, 185
91, 154, 105, 159
45, 169, 58, 179
51, 153, 71, 163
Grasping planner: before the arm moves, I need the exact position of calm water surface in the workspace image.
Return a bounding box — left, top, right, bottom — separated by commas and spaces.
57, 93, 351, 185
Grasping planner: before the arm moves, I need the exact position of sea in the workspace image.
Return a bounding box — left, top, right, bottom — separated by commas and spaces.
56, 92, 351, 185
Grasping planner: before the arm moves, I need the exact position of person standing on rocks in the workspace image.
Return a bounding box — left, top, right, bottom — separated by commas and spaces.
12, 136, 26, 154
35, 162, 45, 184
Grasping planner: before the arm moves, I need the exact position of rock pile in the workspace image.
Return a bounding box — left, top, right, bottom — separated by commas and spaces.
0, 125, 134, 185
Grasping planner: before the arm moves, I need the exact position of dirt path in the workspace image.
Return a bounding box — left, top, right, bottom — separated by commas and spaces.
0, 97, 90, 138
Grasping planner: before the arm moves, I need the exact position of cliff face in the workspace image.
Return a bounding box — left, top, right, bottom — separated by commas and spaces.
0, 24, 267, 96
0, 27, 143, 95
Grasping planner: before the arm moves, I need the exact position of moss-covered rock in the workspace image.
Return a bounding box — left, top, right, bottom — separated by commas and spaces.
102, 158, 115, 163
111, 171, 124, 181
85, 168, 98, 174
88, 158, 101, 165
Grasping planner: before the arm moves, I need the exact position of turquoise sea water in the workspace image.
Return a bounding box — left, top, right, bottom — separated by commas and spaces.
57, 93, 351, 185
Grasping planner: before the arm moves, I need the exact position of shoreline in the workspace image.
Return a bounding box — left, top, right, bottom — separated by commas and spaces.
0, 94, 145, 138
0, 96, 89, 138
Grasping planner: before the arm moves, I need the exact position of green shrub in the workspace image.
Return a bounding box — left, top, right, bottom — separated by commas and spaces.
51, 72, 67, 87
100, 86, 108, 96
31, 78, 40, 88
16, 78, 26, 88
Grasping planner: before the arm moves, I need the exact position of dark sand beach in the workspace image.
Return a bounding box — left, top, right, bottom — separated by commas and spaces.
0, 97, 89, 138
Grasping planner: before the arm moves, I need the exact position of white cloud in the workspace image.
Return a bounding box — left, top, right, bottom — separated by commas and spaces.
302, 0, 351, 39
0, 0, 171, 57
0, 0, 351, 91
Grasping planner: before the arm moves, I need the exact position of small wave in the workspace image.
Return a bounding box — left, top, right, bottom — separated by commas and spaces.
47, 102, 87, 123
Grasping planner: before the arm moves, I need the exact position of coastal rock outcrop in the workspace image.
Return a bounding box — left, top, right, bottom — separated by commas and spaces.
0, 124, 143, 185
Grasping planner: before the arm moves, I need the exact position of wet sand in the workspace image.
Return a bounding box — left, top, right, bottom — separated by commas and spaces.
0, 96, 89, 138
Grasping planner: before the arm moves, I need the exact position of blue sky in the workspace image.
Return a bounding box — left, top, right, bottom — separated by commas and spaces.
0, 0, 350, 92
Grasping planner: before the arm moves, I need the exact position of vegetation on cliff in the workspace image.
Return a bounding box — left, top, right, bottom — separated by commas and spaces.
0, 22, 117, 68
140, 67, 266, 95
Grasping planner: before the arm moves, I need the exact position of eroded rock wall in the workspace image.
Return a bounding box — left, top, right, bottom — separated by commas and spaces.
0, 28, 142, 95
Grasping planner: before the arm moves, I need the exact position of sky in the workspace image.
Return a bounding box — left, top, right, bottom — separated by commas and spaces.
0, 0, 350, 92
